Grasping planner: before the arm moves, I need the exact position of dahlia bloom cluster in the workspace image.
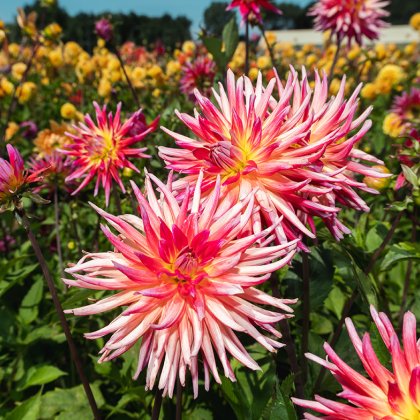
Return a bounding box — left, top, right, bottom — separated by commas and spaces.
293, 306, 420, 419
309, 0, 390, 46
29, 152, 73, 193
180, 56, 216, 100
64, 172, 298, 397
0, 144, 44, 212
160, 68, 388, 246
390, 88, 420, 190
227, 0, 282, 24
62, 102, 157, 206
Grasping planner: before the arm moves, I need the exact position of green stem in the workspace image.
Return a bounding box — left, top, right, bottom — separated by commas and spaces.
17, 208, 101, 420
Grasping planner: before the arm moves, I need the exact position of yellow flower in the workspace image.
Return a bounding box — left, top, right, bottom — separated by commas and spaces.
361, 83, 377, 100
61, 102, 77, 120
43, 22, 62, 40
0, 30, 6, 44
107, 57, 120, 71
122, 167, 133, 178
64, 41, 82, 65
409, 12, 420, 31
17, 82, 36, 104
363, 166, 391, 191
248, 67, 259, 81
8, 43, 20, 58
34, 121, 71, 156
376, 64, 405, 93
404, 42, 417, 56
152, 88, 161, 98
347, 46, 361, 60
375, 43, 386, 60
383, 113, 404, 138
1, 78, 14, 95
5, 122, 19, 141
329, 79, 342, 95
98, 78, 112, 97
306, 54, 317, 67
166, 60, 181, 76
67, 241, 76, 251
147, 64, 164, 79
48, 49, 63, 67
257, 55, 271, 69
265, 31, 277, 46
182, 41, 195, 54
11, 62, 27, 80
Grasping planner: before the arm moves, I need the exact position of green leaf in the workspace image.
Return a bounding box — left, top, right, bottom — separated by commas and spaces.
401, 164, 418, 187
21, 365, 67, 390
202, 37, 226, 70
5, 390, 42, 420
220, 345, 276, 420
39, 383, 104, 419
344, 250, 378, 307
19, 279, 43, 324
365, 223, 388, 253
381, 242, 420, 270
263, 376, 297, 420
325, 287, 346, 319
222, 18, 239, 60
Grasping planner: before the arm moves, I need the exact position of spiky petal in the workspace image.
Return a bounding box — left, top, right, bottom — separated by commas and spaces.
293, 306, 420, 419
227, 0, 282, 24
64, 172, 298, 398
0, 144, 44, 211
62, 102, 157, 206
309, 0, 390, 46
159, 68, 387, 247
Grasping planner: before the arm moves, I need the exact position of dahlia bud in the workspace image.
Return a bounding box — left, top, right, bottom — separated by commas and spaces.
95, 18, 113, 43
363, 165, 392, 191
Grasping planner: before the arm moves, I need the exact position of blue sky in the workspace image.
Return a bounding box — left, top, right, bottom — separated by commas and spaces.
0, 0, 308, 33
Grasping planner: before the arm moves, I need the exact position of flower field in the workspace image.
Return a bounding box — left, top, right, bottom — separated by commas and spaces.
0, 1, 419, 419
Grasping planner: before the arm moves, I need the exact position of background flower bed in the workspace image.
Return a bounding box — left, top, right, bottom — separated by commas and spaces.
0, 1, 419, 419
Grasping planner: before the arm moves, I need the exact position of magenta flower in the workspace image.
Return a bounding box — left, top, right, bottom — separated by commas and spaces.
0, 144, 44, 212
64, 172, 298, 397
391, 87, 420, 125
293, 306, 420, 419
95, 18, 113, 42
62, 102, 156, 206
29, 152, 73, 193
159, 68, 387, 247
180, 56, 216, 100
309, 0, 390, 46
227, 0, 282, 24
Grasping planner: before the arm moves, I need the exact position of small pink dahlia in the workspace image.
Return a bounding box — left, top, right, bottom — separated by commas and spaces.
180, 56, 216, 100
0, 144, 44, 211
293, 306, 420, 419
227, 0, 282, 24
309, 0, 390, 46
62, 102, 156, 206
64, 172, 298, 397
391, 87, 420, 124
29, 152, 73, 193
160, 68, 387, 246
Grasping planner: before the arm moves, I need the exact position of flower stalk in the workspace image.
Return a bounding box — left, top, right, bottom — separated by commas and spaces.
16, 208, 100, 420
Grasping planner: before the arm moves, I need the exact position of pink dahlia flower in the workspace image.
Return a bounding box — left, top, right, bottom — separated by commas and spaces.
0, 144, 44, 211
62, 102, 156, 206
293, 306, 420, 419
64, 172, 298, 398
95, 18, 113, 42
28, 152, 73, 193
391, 87, 420, 125
227, 0, 282, 24
309, 0, 390, 46
180, 56, 216, 100
159, 68, 387, 247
